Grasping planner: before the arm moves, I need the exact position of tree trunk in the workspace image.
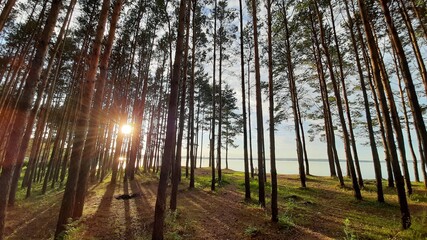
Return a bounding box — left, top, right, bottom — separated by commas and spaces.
283, 1, 305, 188
0, 0, 62, 238
358, 0, 411, 229
373, 13, 412, 197
410, 0, 427, 44
55, 0, 110, 236
72, 0, 121, 219
239, 0, 250, 201
380, 0, 427, 195
266, 0, 277, 222
251, 0, 266, 208
152, 0, 187, 238
309, 11, 343, 187
210, 0, 218, 192
189, 0, 197, 189
297, 101, 309, 175
397, 68, 420, 182
247, 58, 254, 179
399, 0, 427, 96
217, 10, 224, 184
0, 0, 16, 32
357, 21, 394, 188
313, 2, 361, 199
328, 0, 363, 187
9, 0, 76, 204
170, 0, 191, 211
342, 0, 383, 202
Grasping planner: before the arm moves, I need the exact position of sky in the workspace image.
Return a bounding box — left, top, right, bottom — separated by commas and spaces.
190, 0, 425, 166
192, 0, 384, 162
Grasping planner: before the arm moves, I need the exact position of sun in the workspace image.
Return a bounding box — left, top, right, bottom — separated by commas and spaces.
121, 124, 133, 135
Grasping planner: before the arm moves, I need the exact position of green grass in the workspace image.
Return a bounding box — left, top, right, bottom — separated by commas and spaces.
204, 169, 427, 239
164, 209, 196, 240
244, 225, 260, 237
7, 168, 427, 240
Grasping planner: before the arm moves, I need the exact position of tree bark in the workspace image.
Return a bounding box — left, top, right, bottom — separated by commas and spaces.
309, 10, 343, 187
239, 0, 250, 201
328, 0, 363, 187
72, 0, 121, 219
0, 1, 62, 239
247, 58, 254, 179
283, 1, 306, 188
358, 0, 411, 229
189, 0, 198, 189
210, 0, 217, 192
380, 0, 427, 193
313, 2, 361, 199
152, 0, 187, 238
342, 0, 383, 202
55, 0, 110, 236
266, 0, 278, 222
0, 0, 16, 32
170, 0, 191, 211
251, 0, 266, 208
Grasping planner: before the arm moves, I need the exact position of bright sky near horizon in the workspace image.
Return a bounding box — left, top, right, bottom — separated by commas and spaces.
194, 0, 413, 164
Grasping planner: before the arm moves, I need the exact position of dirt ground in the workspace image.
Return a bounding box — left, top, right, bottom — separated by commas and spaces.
73, 171, 330, 240
4, 168, 427, 239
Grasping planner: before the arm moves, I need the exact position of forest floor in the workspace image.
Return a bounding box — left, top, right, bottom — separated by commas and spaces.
4, 168, 427, 240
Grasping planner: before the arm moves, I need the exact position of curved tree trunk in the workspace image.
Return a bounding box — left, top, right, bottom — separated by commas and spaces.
313, 2, 361, 199
357, 0, 411, 229
380, 0, 427, 195
328, 0, 363, 187
342, 0, 383, 202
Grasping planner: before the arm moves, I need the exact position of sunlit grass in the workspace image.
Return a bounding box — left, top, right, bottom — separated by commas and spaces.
199, 168, 427, 239
7, 167, 427, 239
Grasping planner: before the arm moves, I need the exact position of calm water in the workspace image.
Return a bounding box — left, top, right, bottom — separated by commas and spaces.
190, 157, 423, 180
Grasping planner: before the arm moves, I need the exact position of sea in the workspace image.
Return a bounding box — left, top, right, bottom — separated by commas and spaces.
189, 157, 423, 180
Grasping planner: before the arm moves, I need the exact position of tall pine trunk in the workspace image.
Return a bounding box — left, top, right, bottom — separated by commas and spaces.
72, 0, 122, 219
342, 0, 383, 202
0, 0, 16, 32
210, 0, 217, 191
239, 0, 250, 200
327, 0, 363, 187
357, 0, 411, 229
283, 1, 305, 188
152, 0, 187, 238
251, 0, 266, 208
189, 0, 198, 189
309, 11, 343, 186
0, 1, 62, 238
266, 0, 278, 222
313, 2, 361, 199
55, 0, 110, 236
379, 0, 427, 194
170, 0, 191, 211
